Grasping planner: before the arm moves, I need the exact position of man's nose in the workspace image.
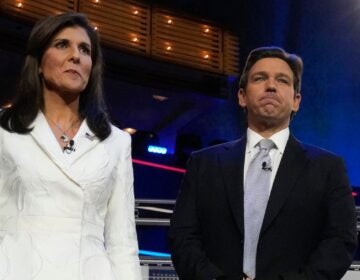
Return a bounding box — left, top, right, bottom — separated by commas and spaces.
265, 78, 277, 92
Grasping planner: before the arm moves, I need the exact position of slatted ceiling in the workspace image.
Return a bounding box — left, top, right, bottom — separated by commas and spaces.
154, 34, 220, 50
152, 13, 221, 50
1, 0, 240, 75
153, 42, 221, 64
223, 32, 240, 75
154, 35, 220, 52
155, 19, 221, 42
153, 26, 220, 46
224, 32, 240, 52
79, 0, 150, 54
152, 8, 223, 73
81, 1, 148, 28
89, 14, 147, 35
95, 29, 147, 54
154, 48, 221, 67
153, 31, 221, 52
2, 0, 76, 20
84, 0, 148, 16
152, 43, 221, 60
151, 45, 221, 71
152, 51, 221, 72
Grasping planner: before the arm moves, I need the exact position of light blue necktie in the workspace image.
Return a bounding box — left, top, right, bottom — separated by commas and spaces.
243, 139, 275, 279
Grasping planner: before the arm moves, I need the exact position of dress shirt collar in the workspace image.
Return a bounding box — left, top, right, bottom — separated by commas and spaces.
246, 127, 289, 154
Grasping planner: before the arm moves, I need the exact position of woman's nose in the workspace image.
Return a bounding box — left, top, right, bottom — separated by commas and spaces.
69, 47, 80, 63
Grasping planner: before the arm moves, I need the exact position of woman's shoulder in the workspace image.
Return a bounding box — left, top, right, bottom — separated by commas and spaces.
100, 125, 132, 159
106, 124, 131, 145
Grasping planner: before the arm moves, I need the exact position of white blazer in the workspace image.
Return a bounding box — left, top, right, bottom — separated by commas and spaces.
0, 112, 142, 280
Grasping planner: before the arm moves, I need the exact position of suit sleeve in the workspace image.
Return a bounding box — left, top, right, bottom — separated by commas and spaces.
104, 133, 142, 280
169, 154, 225, 280
282, 157, 357, 280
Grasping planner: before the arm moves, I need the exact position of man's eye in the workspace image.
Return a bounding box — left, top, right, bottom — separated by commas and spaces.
253, 76, 265, 82
278, 78, 290, 84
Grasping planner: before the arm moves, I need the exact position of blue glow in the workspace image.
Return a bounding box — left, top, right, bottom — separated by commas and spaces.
147, 145, 167, 154
227, 75, 238, 83
139, 249, 171, 258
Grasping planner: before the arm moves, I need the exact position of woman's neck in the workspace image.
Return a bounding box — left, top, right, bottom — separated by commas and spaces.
42, 90, 81, 124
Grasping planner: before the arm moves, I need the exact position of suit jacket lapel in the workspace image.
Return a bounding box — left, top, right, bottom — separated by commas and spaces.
219, 137, 247, 234
30, 111, 67, 167
29, 111, 101, 186
261, 135, 308, 234
67, 121, 100, 166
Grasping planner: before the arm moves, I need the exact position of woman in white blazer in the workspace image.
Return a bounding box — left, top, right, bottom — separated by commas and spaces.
0, 13, 142, 280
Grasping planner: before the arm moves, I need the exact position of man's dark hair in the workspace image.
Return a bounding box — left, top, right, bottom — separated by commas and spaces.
0, 12, 111, 140
239, 46, 303, 93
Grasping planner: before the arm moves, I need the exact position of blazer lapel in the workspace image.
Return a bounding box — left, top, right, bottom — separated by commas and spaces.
261, 135, 308, 234
65, 121, 101, 166
30, 111, 67, 167
219, 137, 247, 234
29, 111, 102, 186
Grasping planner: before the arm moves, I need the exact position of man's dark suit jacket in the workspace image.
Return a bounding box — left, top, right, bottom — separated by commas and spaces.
169, 135, 358, 280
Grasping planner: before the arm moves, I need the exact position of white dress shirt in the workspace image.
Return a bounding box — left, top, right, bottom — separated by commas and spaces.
243, 127, 290, 194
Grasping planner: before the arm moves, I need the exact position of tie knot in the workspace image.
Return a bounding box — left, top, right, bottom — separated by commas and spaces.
258, 139, 275, 151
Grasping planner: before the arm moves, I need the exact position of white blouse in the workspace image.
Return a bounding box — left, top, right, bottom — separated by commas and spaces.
0, 112, 142, 280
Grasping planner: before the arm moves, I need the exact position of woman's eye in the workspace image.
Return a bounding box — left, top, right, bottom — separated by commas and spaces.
79, 45, 91, 55
55, 41, 68, 49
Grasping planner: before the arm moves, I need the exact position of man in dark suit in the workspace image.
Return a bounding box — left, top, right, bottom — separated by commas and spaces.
168, 47, 358, 280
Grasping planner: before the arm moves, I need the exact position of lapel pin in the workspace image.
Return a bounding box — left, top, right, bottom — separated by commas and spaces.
85, 132, 96, 141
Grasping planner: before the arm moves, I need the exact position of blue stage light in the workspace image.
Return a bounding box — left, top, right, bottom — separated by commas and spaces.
139, 249, 171, 258
147, 145, 167, 154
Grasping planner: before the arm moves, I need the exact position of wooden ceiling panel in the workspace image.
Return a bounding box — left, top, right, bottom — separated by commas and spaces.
1, 0, 76, 20
0, 0, 239, 75
152, 8, 223, 73
79, 0, 150, 54
223, 31, 239, 75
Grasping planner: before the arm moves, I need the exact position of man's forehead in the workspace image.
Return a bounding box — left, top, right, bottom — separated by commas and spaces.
249, 57, 293, 76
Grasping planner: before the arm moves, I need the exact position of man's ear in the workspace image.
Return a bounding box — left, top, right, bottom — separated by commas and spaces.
238, 88, 247, 108
292, 92, 301, 113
